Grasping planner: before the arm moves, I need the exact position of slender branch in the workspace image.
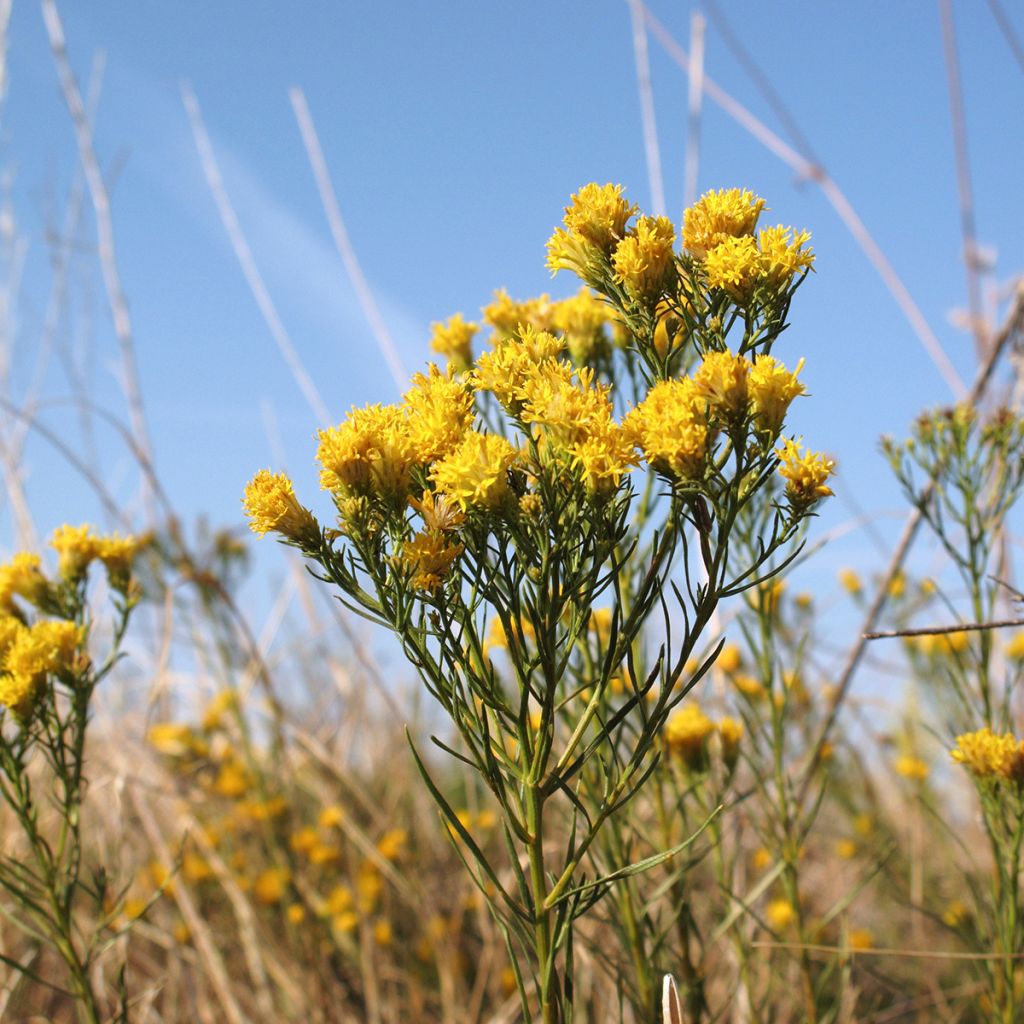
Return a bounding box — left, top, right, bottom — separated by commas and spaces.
864, 618, 1024, 641
180, 82, 333, 427
289, 86, 409, 395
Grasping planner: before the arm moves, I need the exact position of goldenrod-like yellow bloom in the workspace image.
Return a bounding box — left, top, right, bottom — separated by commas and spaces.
547, 183, 637, 275
717, 643, 742, 674
835, 838, 857, 860
776, 439, 835, 508
749, 355, 806, 436
357, 862, 383, 912
481, 289, 554, 338
0, 619, 82, 716
694, 349, 751, 421
429, 431, 519, 510
253, 867, 291, 905
147, 722, 199, 757
703, 236, 760, 297
376, 828, 407, 861
664, 702, 715, 770
625, 377, 710, 481
653, 303, 688, 358
612, 215, 676, 298
765, 898, 796, 930
758, 225, 815, 288
849, 929, 874, 951
243, 470, 319, 544
519, 361, 612, 448
951, 727, 1024, 783
50, 523, 100, 579
212, 760, 251, 798
318, 805, 345, 829
472, 326, 565, 412
837, 569, 862, 596
408, 490, 465, 533
95, 533, 140, 590
290, 827, 319, 855
718, 716, 743, 767
1006, 632, 1024, 660
399, 531, 463, 593
316, 403, 416, 500
894, 754, 930, 781
752, 847, 772, 871
429, 313, 478, 370
373, 918, 393, 945
550, 287, 609, 363
683, 188, 766, 257
402, 364, 476, 463
943, 900, 969, 927
0, 552, 48, 611
202, 689, 239, 732
287, 904, 306, 925
572, 420, 636, 495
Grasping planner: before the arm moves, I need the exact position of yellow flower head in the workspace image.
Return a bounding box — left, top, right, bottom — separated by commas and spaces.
50, 523, 100, 580
664, 702, 715, 771
399, 531, 463, 593
624, 377, 710, 481
894, 754, 930, 782
550, 287, 609, 363
838, 568, 862, 595
243, 471, 319, 544
408, 490, 466, 533
402, 363, 476, 463
703, 236, 760, 298
683, 188, 766, 257
429, 431, 519, 510
0, 553, 48, 611
520, 361, 613, 449
376, 828, 407, 861
481, 289, 554, 338
316, 403, 416, 500
472, 325, 565, 412
612, 215, 676, 299
749, 355, 806, 436
951, 727, 1024, 784
95, 533, 141, 590
717, 716, 744, 767
571, 419, 636, 496
765, 898, 796, 930
717, 643, 742, 674
253, 867, 291, 905
548, 182, 637, 268
694, 349, 751, 421
758, 225, 815, 288
0, 619, 83, 716
429, 313, 479, 370
776, 439, 835, 509
1005, 632, 1024, 660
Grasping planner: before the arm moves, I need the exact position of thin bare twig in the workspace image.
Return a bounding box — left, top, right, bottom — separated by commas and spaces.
799, 287, 1024, 802
683, 11, 705, 212
637, 2, 969, 400
289, 87, 408, 395
986, 0, 1024, 74
181, 82, 333, 427
864, 618, 1024, 641
42, 0, 158, 518
627, 0, 667, 218
940, 0, 987, 353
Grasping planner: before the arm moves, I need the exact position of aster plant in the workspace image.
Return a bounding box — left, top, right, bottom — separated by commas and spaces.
0, 526, 142, 1023
245, 184, 833, 1022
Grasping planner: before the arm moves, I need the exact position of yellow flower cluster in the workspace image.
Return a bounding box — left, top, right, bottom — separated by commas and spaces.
547, 183, 637, 274
315, 365, 476, 508
0, 552, 47, 611
951, 727, 1024, 784
0, 617, 83, 715
429, 313, 479, 370
625, 378, 709, 481
611, 215, 676, 298
682, 189, 813, 299
399, 531, 464, 593
683, 187, 766, 257
243, 471, 320, 544
472, 326, 565, 411
776, 439, 836, 508
47, 524, 141, 588
429, 432, 519, 510
664, 703, 743, 771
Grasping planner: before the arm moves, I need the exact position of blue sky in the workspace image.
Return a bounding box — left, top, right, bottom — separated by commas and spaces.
3, 1, 1022, 638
